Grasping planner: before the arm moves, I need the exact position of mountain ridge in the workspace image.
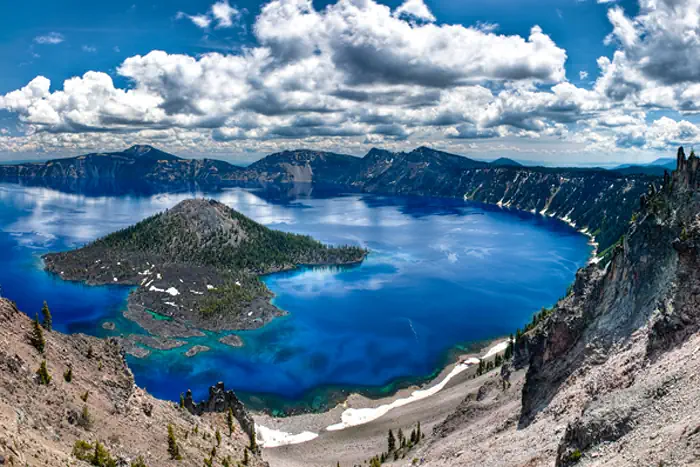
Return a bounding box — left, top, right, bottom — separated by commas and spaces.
1, 145, 658, 252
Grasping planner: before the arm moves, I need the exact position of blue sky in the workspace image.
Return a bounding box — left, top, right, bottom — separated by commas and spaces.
1, 0, 626, 92
0, 0, 697, 164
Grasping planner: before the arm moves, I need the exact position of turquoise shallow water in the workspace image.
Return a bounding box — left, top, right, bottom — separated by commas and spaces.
0, 182, 592, 412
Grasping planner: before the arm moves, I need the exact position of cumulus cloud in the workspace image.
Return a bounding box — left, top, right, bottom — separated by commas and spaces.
34, 32, 65, 45
394, 0, 436, 22
177, 0, 240, 29
6, 0, 700, 160
594, 0, 700, 111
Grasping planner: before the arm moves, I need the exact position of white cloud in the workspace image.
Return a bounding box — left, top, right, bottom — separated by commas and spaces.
211, 0, 241, 28
177, 0, 240, 29
6, 0, 700, 162
394, 0, 436, 22
81, 45, 97, 53
34, 32, 65, 45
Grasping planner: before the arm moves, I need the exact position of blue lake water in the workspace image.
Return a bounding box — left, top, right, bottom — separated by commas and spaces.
0, 182, 592, 413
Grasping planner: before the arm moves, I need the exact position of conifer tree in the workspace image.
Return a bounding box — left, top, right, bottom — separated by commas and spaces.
30, 313, 45, 353
416, 421, 422, 441
227, 407, 235, 436
243, 448, 249, 466
179, 393, 185, 408
36, 360, 51, 385
216, 428, 221, 446
387, 429, 396, 452
167, 424, 181, 460
63, 365, 72, 383
41, 300, 52, 331
505, 334, 514, 360
398, 427, 405, 447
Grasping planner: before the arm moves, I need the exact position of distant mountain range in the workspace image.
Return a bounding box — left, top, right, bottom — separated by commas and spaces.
0, 144, 660, 252
611, 158, 676, 176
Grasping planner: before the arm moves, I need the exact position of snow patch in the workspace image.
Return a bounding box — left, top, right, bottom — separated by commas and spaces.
165, 287, 180, 296
256, 425, 318, 448
326, 340, 510, 432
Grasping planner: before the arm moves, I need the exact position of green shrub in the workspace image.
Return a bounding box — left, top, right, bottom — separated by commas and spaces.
36, 360, 51, 385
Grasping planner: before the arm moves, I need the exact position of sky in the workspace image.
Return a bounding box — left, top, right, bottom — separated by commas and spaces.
1, 0, 699, 165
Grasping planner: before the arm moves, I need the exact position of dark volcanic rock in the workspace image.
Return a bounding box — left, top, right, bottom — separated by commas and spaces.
184, 382, 258, 450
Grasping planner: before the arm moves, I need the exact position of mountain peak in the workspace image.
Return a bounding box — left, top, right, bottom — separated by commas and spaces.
122, 145, 180, 161
124, 144, 155, 154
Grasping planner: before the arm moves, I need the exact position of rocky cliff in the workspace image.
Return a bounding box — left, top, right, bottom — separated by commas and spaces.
0, 298, 267, 467
413, 148, 700, 466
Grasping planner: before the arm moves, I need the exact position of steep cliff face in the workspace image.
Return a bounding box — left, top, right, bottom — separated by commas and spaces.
518, 147, 700, 464
0, 298, 267, 467
244, 149, 362, 184
342, 153, 651, 251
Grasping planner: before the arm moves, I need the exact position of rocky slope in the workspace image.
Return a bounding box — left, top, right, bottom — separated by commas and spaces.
401, 147, 700, 466
43, 199, 366, 339
0, 297, 267, 467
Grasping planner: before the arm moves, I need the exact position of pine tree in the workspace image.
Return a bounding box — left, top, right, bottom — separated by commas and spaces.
249, 429, 257, 452
505, 334, 514, 360
410, 428, 416, 444
398, 427, 405, 447
63, 365, 73, 383
477, 358, 485, 376
387, 429, 396, 452
36, 360, 51, 385
131, 456, 148, 467
179, 393, 185, 408
41, 300, 52, 331
216, 428, 222, 446
29, 313, 45, 353
243, 448, 250, 466
227, 407, 235, 436
167, 424, 181, 460
416, 421, 422, 441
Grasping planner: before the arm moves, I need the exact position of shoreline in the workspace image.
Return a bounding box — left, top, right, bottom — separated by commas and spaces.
255, 338, 511, 448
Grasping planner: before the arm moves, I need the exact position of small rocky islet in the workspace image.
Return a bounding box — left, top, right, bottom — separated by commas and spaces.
43, 198, 367, 354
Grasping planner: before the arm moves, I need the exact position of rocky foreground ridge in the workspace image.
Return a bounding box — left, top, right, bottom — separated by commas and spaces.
403, 148, 700, 466
0, 297, 267, 467
0, 145, 654, 252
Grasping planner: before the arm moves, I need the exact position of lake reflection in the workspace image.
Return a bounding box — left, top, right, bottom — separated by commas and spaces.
0, 181, 592, 412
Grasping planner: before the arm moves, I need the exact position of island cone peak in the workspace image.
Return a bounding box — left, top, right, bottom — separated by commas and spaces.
42, 199, 366, 346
